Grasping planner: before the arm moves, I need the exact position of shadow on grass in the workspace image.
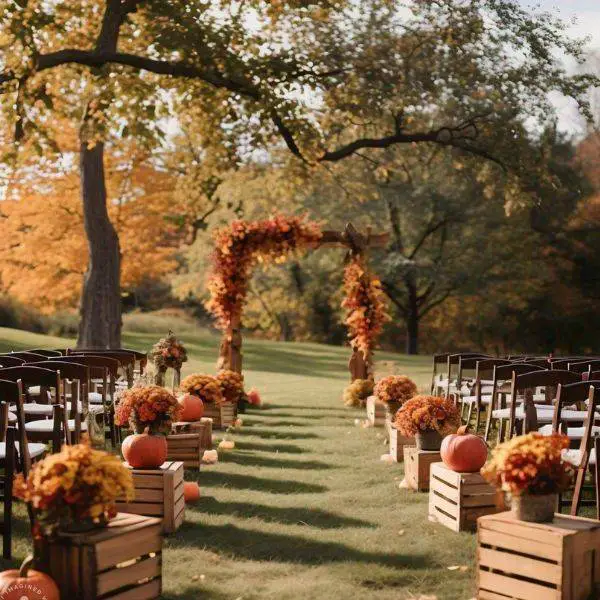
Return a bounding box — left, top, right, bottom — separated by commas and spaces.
234, 440, 306, 454
194, 497, 372, 529
218, 452, 333, 470
234, 428, 320, 440
254, 412, 327, 421
197, 471, 327, 494
172, 522, 430, 569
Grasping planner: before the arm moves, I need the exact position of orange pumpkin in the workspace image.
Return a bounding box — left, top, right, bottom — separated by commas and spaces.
121, 433, 167, 468
183, 481, 201, 502
0, 555, 60, 600
178, 393, 204, 421
441, 425, 488, 473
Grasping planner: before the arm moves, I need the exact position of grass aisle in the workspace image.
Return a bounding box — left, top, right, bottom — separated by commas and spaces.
160, 337, 476, 600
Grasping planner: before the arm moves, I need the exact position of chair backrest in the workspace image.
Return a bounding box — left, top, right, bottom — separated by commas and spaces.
518, 358, 551, 368
552, 381, 600, 434
590, 371, 600, 381
0, 366, 61, 390
0, 379, 34, 475
512, 369, 581, 392
71, 348, 147, 371
493, 363, 545, 383
0, 356, 25, 368
31, 361, 90, 385
568, 360, 600, 374
473, 358, 512, 381
26, 349, 64, 357
5, 352, 48, 363
47, 355, 119, 378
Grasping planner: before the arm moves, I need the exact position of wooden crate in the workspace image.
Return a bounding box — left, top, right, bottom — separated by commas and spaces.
115, 461, 185, 534
477, 512, 600, 600
366, 395, 386, 427
36, 513, 163, 600
172, 418, 213, 449
428, 462, 504, 532
403, 446, 441, 491
388, 425, 413, 462
203, 402, 235, 429
166, 418, 213, 469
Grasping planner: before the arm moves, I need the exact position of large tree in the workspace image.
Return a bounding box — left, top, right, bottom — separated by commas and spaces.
0, 0, 595, 347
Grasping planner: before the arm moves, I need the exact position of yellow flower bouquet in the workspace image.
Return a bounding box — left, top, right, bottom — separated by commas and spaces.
180, 374, 224, 405
481, 433, 574, 496
14, 442, 134, 537
216, 369, 246, 403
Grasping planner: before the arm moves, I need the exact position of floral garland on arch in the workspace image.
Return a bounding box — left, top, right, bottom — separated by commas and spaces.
341, 254, 390, 366
205, 214, 323, 331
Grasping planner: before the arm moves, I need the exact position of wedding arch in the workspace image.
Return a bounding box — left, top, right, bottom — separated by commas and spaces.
205, 214, 389, 381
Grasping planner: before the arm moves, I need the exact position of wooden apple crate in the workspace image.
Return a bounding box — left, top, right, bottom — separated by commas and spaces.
403, 446, 441, 491
388, 425, 413, 462
366, 395, 386, 427
173, 418, 213, 449
166, 418, 213, 469
428, 462, 504, 532
477, 511, 600, 600
203, 401, 235, 429
35, 513, 163, 600
115, 461, 185, 534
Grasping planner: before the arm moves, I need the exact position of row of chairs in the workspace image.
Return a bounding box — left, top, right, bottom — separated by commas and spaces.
430, 352, 600, 519
0, 346, 147, 559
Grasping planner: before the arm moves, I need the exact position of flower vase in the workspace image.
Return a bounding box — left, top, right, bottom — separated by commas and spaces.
511, 493, 557, 523
415, 429, 443, 451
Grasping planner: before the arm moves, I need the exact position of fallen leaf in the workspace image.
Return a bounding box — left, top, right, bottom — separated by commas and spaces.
447, 566, 460, 571
398, 529, 405, 536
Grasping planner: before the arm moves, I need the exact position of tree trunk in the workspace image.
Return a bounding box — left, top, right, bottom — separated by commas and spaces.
77, 141, 122, 348
406, 281, 419, 355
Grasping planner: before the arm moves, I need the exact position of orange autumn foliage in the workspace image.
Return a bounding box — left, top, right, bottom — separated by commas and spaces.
0, 151, 182, 313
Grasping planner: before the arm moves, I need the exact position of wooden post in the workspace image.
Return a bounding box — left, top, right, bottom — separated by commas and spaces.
348, 348, 369, 381
217, 315, 243, 374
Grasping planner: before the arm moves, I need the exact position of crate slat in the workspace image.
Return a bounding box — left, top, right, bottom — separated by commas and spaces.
403, 447, 441, 492
388, 426, 413, 462
479, 570, 561, 600
366, 396, 386, 427
96, 555, 161, 596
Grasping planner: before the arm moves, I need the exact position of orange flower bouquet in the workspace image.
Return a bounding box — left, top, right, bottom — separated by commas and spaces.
374, 375, 417, 412
151, 331, 187, 371
395, 395, 460, 450
216, 370, 246, 404
481, 433, 574, 496
114, 385, 181, 435
180, 374, 224, 405
14, 442, 134, 537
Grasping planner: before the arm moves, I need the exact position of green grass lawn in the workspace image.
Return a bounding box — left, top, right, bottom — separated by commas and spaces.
0, 326, 477, 600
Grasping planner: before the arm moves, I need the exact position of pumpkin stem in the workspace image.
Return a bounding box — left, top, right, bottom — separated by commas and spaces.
19, 554, 35, 578
457, 425, 469, 435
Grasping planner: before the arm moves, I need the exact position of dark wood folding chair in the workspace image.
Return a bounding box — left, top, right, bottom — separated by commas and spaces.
569, 360, 600, 375
5, 352, 48, 363
68, 349, 135, 388
0, 356, 25, 368
444, 353, 490, 402
0, 410, 16, 559
506, 370, 581, 440
26, 349, 64, 358
430, 353, 450, 394
484, 363, 546, 442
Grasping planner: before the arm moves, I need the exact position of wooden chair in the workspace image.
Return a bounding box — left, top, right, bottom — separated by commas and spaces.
45, 355, 120, 447
505, 370, 581, 440
569, 360, 600, 374
444, 353, 490, 401
547, 382, 600, 518
71, 348, 147, 377
68, 349, 135, 388
0, 366, 69, 446
26, 349, 64, 358
458, 358, 511, 431
0, 412, 16, 559
517, 358, 551, 368
5, 352, 48, 363
484, 363, 546, 442
430, 353, 450, 394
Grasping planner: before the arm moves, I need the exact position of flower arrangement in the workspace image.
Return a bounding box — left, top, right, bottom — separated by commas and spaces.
342, 255, 389, 363
180, 374, 224, 405
395, 395, 460, 437
114, 385, 181, 435
205, 214, 322, 331
151, 331, 187, 371
374, 375, 417, 409
13, 441, 134, 537
216, 369, 246, 403
247, 387, 262, 406
481, 433, 574, 496
343, 378, 374, 407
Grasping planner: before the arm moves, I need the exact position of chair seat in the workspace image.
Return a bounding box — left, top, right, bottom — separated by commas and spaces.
88, 392, 113, 405
539, 424, 600, 440
461, 394, 493, 406
562, 448, 596, 467
0, 442, 46, 460
7, 412, 16, 424
492, 405, 553, 420
23, 402, 83, 416
25, 420, 88, 434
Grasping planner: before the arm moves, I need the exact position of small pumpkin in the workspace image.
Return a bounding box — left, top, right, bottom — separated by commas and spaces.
441, 425, 488, 473
183, 481, 201, 503
178, 393, 204, 421
0, 555, 60, 600
121, 433, 167, 469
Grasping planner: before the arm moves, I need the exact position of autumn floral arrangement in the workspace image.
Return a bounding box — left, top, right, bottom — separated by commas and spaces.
481, 433, 574, 496
374, 375, 417, 413
342, 255, 389, 367
343, 378, 374, 408
216, 369, 247, 404
395, 395, 460, 437
14, 441, 134, 537
115, 385, 181, 435
205, 214, 322, 331
151, 331, 187, 384
180, 374, 224, 405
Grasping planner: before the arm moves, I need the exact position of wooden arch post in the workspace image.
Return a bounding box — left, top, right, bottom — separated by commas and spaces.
215, 222, 388, 377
